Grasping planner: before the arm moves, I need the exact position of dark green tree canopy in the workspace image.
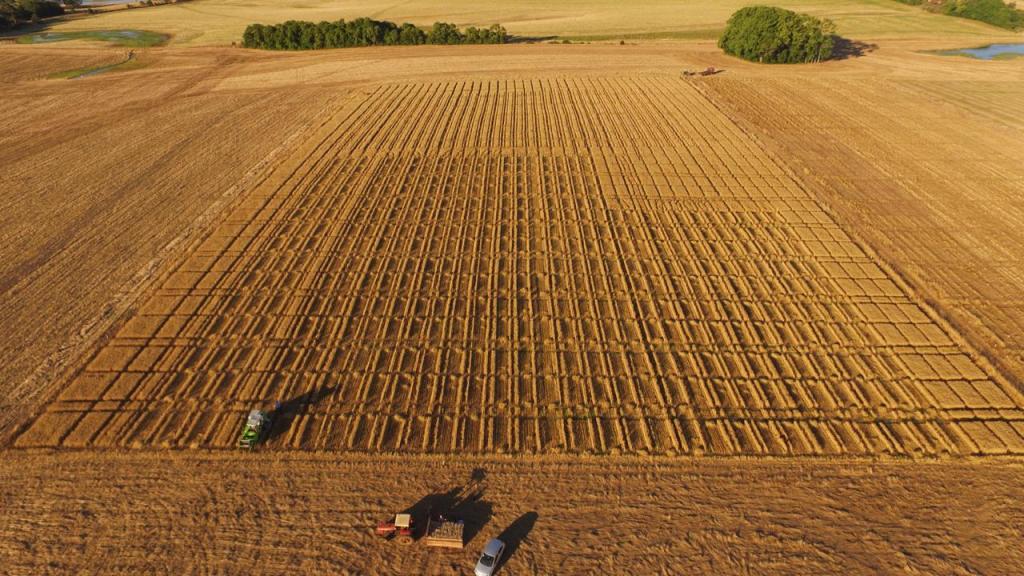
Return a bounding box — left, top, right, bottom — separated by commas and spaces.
718, 6, 836, 64
942, 0, 1023, 30
242, 18, 507, 50
1, 0, 63, 29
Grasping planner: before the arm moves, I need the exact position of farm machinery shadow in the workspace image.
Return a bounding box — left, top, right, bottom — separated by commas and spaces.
496, 512, 539, 570
264, 384, 336, 443
400, 468, 493, 545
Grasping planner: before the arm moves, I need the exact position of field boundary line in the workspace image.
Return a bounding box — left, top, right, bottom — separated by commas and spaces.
5, 445, 1024, 465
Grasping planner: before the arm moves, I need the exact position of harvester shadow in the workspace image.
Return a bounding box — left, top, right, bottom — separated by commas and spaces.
496, 512, 539, 571
832, 37, 878, 60
404, 471, 493, 544
265, 384, 336, 443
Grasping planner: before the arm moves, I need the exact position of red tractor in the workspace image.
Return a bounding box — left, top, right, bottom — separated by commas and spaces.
376, 513, 416, 545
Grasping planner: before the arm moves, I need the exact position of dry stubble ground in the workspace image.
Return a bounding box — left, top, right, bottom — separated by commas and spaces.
0, 44, 338, 437
0, 452, 1022, 575
2, 41, 1024, 574
15, 61, 1024, 457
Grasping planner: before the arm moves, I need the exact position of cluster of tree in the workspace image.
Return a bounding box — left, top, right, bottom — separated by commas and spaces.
1, 0, 64, 29
941, 0, 1023, 30
242, 18, 508, 50
892, 0, 1022, 30
718, 6, 836, 64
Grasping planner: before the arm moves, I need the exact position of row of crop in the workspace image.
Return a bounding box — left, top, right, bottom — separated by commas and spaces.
242, 18, 507, 50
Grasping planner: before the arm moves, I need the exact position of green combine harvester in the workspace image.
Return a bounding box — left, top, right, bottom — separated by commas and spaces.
237, 409, 272, 449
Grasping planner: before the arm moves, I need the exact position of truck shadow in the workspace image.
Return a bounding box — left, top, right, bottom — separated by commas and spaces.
403, 469, 493, 544
265, 384, 336, 443
496, 512, 539, 571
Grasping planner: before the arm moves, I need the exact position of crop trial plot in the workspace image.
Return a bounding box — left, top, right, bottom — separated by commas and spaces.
16, 77, 1024, 455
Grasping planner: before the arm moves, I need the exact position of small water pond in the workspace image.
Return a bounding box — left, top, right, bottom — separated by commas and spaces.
18, 29, 168, 47
938, 43, 1024, 60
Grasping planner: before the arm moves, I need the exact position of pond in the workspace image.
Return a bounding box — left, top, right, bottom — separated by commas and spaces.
17, 29, 168, 47
939, 43, 1024, 60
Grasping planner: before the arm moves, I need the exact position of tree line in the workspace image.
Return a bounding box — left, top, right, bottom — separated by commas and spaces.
1, 0, 65, 30
941, 0, 1023, 30
895, 0, 1022, 29
242, 18, 508, 50
718, 6, 836, 64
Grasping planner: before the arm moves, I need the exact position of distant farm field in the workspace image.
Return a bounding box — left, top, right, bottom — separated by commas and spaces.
43, 0, 1022, 46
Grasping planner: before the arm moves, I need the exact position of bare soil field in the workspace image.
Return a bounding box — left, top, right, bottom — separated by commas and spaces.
1, 451, 1022, 575
14, 65, 1024, 456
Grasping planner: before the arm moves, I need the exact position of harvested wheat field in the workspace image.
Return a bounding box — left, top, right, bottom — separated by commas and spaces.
698, 53, 1024, 401
0, 44, 343, 440
17, 72, 1024, 457
2, 22, 1024, 575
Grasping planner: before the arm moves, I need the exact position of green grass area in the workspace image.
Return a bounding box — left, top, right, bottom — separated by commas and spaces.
17, 29, 168, 47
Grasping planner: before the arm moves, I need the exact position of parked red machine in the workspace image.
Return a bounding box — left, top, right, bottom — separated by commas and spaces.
376, 513, 416, 545
375, 508, 466, 549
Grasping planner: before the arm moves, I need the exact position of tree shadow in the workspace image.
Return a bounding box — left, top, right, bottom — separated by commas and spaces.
265, 384, 336, 442
495, 512, 539, 572
0, 20, 54, 40
398, 469, 492, 544
0, 10, 99, 41
832, 37, 878, 60
506, 35, 558, 44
